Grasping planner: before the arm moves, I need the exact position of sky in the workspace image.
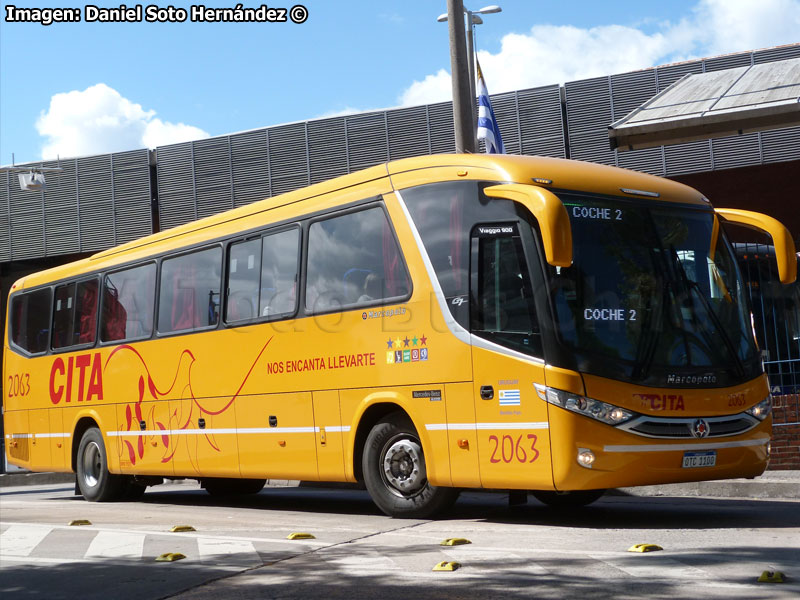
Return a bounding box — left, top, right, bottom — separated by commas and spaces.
1, 0, 799, 165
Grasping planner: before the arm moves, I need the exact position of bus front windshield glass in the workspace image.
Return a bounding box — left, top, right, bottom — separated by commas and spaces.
548, 194, 759, 387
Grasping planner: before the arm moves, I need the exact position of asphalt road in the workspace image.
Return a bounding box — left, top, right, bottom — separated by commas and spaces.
1, 481, 798, 599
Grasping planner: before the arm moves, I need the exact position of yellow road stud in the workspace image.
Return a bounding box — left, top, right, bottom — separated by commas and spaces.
757, 571, 785, 583
433, 561, 461, 571
440, 538, 471, 546
68, 519, 92, 526
155, 552, 186, 562
287, 532, 316, 540
627, 543, 663, 553
170, 525, 196, 532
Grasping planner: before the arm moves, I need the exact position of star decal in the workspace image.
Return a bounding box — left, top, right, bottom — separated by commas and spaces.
403, 336, 410, 347
420, 334, 427, 346
394, 337, 402, 348
412, 336, 419, 346
386, 338, 394, 349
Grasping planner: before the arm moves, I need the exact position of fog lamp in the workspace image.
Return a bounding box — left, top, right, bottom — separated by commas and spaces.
577, 448, 595, 469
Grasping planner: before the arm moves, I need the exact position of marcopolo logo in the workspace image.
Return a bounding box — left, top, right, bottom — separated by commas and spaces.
666, 373, 718, 385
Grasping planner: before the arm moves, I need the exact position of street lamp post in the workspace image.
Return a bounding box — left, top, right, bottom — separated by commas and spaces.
445, 0, 474, 153
439, 4, 502, 151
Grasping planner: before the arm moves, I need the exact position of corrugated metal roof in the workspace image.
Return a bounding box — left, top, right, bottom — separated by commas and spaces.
609, 57, 800, 151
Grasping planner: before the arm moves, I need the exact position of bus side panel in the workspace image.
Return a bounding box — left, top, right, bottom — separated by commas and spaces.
471, 347, 553, 491
312, 389, 346, 481
236, 392, 319, 481
444, 382, 481, 488
170, 394, 240, 478
49, 407, 67, 469
4, 409, 30, 470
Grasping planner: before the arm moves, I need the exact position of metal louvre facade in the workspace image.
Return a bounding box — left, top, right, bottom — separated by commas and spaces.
1, 149, 151, 262
155, 46, 799, 232
3, 45, 799, 260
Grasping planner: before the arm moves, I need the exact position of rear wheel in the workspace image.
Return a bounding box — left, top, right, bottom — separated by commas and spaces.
202, 478, 266, 496
531, 489, 606, 508
362, 412, 458, 518
76, 428, 125, 502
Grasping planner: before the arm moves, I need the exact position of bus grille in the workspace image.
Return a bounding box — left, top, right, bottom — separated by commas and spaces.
620, 415, 759, 439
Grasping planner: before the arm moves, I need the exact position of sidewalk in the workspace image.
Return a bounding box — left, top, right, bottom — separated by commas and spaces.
2, 470, 799, 499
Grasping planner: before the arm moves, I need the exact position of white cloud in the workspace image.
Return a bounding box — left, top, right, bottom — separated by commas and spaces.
398, 0, 800, 106
696, 0, 800, 55
36, 83, 209, 159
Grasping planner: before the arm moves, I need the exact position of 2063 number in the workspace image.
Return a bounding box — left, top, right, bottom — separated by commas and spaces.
7, 373, 31, 398
488, 433, 540, 464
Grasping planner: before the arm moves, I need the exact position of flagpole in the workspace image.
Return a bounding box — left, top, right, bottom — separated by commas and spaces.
446, 0, 476, 153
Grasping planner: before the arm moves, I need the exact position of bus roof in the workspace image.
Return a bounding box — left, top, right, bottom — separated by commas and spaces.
13, 153, 706, 291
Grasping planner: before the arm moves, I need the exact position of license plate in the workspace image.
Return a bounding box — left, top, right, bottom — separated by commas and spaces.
682, 451, 716, 468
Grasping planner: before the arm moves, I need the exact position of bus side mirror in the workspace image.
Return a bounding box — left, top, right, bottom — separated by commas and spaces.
715, 208, 797, 284
483, 184, 573, 268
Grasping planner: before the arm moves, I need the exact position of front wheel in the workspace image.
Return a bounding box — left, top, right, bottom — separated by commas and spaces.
362, 412, 458, 518
531, 489, 606, 508
76, 427, 125, 502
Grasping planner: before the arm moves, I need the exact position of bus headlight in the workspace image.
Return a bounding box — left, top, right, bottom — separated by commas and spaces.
535, 385, 637, 425
745, 395, 772, 421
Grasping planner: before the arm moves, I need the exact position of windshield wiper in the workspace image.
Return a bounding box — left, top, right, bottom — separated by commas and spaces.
669, 245, 745, 378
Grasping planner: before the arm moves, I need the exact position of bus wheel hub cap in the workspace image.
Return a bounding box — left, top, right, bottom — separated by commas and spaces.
383, 440, 426, 494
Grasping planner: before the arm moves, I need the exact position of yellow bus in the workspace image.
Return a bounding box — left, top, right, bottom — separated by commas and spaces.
4, 154, 796, 517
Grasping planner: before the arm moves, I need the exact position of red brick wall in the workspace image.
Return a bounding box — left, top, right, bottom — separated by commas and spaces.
770, 394, 800, 470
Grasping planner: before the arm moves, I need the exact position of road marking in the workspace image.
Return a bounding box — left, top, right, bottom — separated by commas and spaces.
592, 555, 707, 579
0, 524, 52, 556
198, 537, 261, 564
85, 531, 145, 559
0, 522, 327, 548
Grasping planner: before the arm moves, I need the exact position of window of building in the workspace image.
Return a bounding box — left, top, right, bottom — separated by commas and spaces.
158, 247, 222, 333
10, 288, 51, 354
101, 263, 156, 342
305, 207, 410, 313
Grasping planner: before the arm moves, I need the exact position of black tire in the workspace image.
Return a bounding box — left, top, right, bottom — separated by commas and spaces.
362, 412, 459, 518
531, 489, 606, 508
76, 428, 125, 502
202, 478, 266, 496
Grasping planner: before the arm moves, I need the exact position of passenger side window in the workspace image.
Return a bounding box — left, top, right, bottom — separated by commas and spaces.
260, 229, 299, 318
226, 239, 261, 322
305, 207, 410, 313
52, 279, 99, 349
158, 247, 222, 333
470, 225, 542, 357
10, 288, 51, 354
224, 229, 299, 323
101, 263, 156, 342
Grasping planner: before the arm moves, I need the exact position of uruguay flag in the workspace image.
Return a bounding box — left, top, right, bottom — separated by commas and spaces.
476, 59, 505, 154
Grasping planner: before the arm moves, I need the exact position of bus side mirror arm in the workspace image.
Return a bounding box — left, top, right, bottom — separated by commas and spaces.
715, 208, 797, 284
483, 184, 573, 267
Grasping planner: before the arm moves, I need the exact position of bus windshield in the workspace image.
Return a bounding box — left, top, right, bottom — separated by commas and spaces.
548, 193, 760, 387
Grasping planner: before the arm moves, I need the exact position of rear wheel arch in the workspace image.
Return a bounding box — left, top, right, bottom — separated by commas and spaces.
352, 402, 407, 482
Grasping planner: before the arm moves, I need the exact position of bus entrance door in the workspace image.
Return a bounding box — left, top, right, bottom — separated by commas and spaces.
469, 223, 552, 490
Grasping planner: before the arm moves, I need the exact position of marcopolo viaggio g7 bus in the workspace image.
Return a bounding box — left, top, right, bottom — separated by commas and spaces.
4, 154, 796, 517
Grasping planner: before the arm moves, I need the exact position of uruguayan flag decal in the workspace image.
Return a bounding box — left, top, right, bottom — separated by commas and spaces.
499, 389, 521, 406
